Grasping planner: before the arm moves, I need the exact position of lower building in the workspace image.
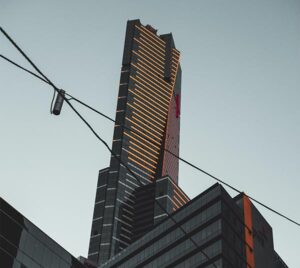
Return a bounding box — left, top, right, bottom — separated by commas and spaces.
0, 182, 288, 268
99, 183, 287, 268
0, 197, 93, 268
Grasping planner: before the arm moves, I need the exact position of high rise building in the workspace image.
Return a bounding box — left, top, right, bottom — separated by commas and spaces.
87, 19, 189, 265
87, 19, 289, 268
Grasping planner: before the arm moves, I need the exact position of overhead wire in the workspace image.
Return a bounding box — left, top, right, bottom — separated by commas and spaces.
1, 28, 299, 268
0, 44, 299, 229
63, 94, 300, 227
1, 48, 299, 229
0, 53, 290, 268
3, 26, 298, 266
0, 26, 219, 268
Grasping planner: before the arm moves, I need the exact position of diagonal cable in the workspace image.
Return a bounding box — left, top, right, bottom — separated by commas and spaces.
1, 50, 299, 229
1, 51, 299, 229
0, 26, 219, 268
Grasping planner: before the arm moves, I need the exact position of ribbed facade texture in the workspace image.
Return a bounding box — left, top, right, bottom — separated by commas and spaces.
87, 19, 288, 268
88, 19, 188, 266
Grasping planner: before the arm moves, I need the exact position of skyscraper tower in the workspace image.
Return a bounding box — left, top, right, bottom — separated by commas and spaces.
87, 19, 189, 265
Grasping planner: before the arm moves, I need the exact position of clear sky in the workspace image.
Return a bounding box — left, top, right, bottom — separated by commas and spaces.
1, 0, 299, 266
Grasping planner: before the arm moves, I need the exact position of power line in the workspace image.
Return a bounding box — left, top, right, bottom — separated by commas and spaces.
0, 53, 56, 114
1, 48, 300, 229
63, 94, 300, 227
0, 27, 219, 268
0, 54, 49, 83
3, 26, 298, 267
0, 55, 292, 267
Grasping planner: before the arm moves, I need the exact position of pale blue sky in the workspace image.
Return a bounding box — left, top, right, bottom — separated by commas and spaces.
1, 1, 299, 266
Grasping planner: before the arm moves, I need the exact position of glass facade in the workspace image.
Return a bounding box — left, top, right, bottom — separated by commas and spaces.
100, 184, 227, 268
0, 198, 86, 268
98, 183, 287, 268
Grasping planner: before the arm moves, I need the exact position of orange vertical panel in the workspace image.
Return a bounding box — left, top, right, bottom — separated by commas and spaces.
243, 195, 255, 268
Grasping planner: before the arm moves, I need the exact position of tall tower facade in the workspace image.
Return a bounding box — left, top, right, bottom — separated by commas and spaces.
88, 19, 189, 265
